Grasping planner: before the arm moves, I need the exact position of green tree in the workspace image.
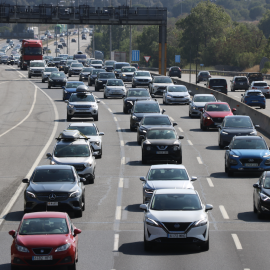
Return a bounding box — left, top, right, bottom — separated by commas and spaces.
258, 10, 270, 38
249, 6, 265, 20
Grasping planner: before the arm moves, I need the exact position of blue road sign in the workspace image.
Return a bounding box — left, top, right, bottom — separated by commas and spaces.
175, 55, 180, 63
132, 50, 140, 62
200, 64, 204, 67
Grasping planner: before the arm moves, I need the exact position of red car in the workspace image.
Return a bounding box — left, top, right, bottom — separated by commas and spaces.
9, 212, 81, 270
200, 102, 236, 130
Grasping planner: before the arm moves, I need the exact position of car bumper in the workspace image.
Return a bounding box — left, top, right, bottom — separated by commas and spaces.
49, 81, 66, 87
142, 149, 181, 162
153, 88, 166, 95
29, 72, 42, 77
80, 75, 89, 81
246, 101, 265, 107
133, 81, 150, 86
121, 76, 132, 82
69, 70, 81, 75
67, 108, 98, 118
190, 108, 203, 116
228, 162, 270, 172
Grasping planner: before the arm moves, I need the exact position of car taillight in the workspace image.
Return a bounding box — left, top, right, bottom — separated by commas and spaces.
179, 68, 181, 71
264, 87, 269, 89
252, 87, 256, 89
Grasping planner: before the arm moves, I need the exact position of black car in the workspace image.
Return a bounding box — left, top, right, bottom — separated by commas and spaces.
88, 69, 105, 86
141, 127, 184, 164
247, 73, 264, 85
48, 57, 64, 68
64, 60, 78, 74
168, 66, 181, 78
123, 88, 151, 114
22, 165, 86, 217
130, 100, 165, 131
197, 71, 211, 83
218, 115, 259, 149
59, 60, 67, 71
79, 67, 94, 81
136, 114, 177, 144
253, 171, 270, 219
206, 78, 227, 95
95, 72, 116, 91
48, 72, 67, 88
230, 76, 249, 91
104, 60, 116, 72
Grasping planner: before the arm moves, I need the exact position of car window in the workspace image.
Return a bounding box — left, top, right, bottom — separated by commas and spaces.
82, 68, 92, 72
253, 82, 267, 86
53, 57, 64, 61
68, 126, 97, 135
224, 117, 252, 128
167, 86, 187, 92
69, 94, 95, 102
150, 194, 202, 211
127, 90, 150, 97
74, 54, 87, 59
134, 72, 150, 77
66, 82, 84, 88
235, 77, 247, 82
32, 169, 75, 182
105, 61, 115, 66
71, 64, 83, 67
193, 96, 216, 102
205, 104, 230, 112
44, 68, 58, 72
91, 60, 102, 64
30, 62, 45, 67
153, 77, 172, 83
231, 139, 267, 149
54, 144, 90, 157
115, 63, 129, 69
210, 79, 227, 86
134, 103, 160, 113
142, 116, 171, 125
51, 73, 66, 78
148, 169, 189, 180
264, 177, 270, 189
146, 129, 176, 139
107, 80, 124, 86
247, 91, 262, 96
122, 67, 136, 72
99, 73, 115, 78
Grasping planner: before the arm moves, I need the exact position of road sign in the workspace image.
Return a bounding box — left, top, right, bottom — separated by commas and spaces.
200, 64, 204, 67
132, 50, 140, 62
175, 55, 180, 63
144, 56, 151, 62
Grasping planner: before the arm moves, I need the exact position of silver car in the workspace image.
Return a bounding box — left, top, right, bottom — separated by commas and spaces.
46, 130, 97, 184
28, 60, 46, 78
69, 62, 84, 76
140, 164, 197, 203
163, 85, 191, 105
249, 81, 270, 97
67, 123, 104, 158
119, 66, 136, 82
189, 94, 217, 118
132, 71, 152, 88
41, 67, 58, 82
104, 79, 126, 99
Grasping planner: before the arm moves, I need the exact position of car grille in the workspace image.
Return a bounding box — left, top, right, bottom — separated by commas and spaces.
157, 87, 166, 90
162, 222, 193, 232
33, 70, 42, 74
138, 79, 148, 82
173, 96, 185, 98
156, 145, 168, 150
240, 158, 263, 165
32, 248, 52, 255
36, 192, 69, 202
72, 164, 85, 171
212, 117, 224, 123
74, 105, 91, 109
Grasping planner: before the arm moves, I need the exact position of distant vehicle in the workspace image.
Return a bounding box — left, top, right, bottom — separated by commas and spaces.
94, 50, 104, 60
71, 38, 76, 43
197, 71, 211, 83
58, 44, 63, 50
82, 34, 86, 40
230, 76, 249, 92
241, 90, 266, 109
205, 78, 228, 95
131, 63, 139, 69
168, 66, 181, 78
247, 72, 264, 85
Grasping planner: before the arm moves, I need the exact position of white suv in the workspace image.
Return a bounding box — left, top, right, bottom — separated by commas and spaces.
149, 76, 175, 96
28, 60, 46, 78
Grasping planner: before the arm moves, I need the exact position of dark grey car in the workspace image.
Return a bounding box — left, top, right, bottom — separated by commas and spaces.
23, 165, 86, 217
230, 76, 249, 92
218, 115, 259, 148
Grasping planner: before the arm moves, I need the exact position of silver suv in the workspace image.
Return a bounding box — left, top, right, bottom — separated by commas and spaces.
28, 60, 46, 78
46, 130, 98, 184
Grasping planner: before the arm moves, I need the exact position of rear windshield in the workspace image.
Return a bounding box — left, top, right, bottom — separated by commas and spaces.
253, 82, 267, 86
171, 67, 180, 71
206, 104, 230, 112
148, 168, 189, 180
193, 95, 216, 102
235, 77, 247, 82
247, 91, 263, 96
210, 79, 227, 86
134, 103, 159, 113
224, 117, 252, 128
142, 116, 171, 125
99, 73, 115, 79
200, 72, 210, 76
134, 72, 150, 77
74, 54, 87, 59
153, 77, 172, 83
69, 94, 95, 102
32, 169, 75, 182
249, 73, 263, 78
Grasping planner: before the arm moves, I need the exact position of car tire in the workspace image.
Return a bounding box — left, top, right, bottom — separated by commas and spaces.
200, 122, 206, 131
176, 155, 182, 164
200, 235, 209, 251
67, 114, 72, 121
28, 74, 31, 78
123, 107, 128, 114
219, 142, 224, 149
69, 74, 72, 77
42, 79, 45, 83
231, 88, 235, 92
79, 77, 82, 81
89, 81, 92, 86
137, 134, 141, 145
104, 93, 107, 99
163, 98, 167, 105
63, 92, 66, 101
257, 203, 264, 219
144, 234, 152, 251
75, 209, 82, 218
130, 125, 136, 131
48, 84, 51, 89
93, 114, 98, 121
189, 111, 193, 118
142, 154, 147, 164
11, 264, 18, 270
227, 169, 234, 177
132, 84, 136, 88
253, 201, 257, 213
261, 106, 266, 109
82, 197, 85, 211
97, 148, 102, 159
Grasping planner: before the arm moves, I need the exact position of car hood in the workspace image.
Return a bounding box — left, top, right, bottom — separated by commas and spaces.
146, 180, 193, 190
69, 102, 96, 106
205, 111, 233, 118
107, 86, 125, 90
51, 78, 66, 81
121, 72, 134, 76
146, 139, 179, 145
229, 149, 270, 158
149, 209, 205, 223
65, 88, 77, 93
53, 156, 90, 163
222, 128, 254, 135
168, 92, 189, 97
28, 182, 77, 193
17, 234, 69, 248
141, 124, 172, 130
30, 67, 44, 70
70, 67, 83, 70
87, 135, 101, 142
43, 72, 51, 75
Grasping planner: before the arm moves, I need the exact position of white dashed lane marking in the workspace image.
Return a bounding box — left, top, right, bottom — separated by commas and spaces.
206, 178, 214, 187
219, 205, 229, 219
187, 140, 193, 145
231, 234, 243, 250
197, 157, 203, 164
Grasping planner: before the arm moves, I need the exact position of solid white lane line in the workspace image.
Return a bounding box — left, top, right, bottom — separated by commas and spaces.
113, 234, 119, 251
178, 127, 183, 132
219, 205, 229, 219
231, 234, 243, 250
244, 269, 250, 270
119, 178, 124, 188
197, 157, 203, 164
115, 206, 121, 220
187, 140, 193, 145
206, 178, 214, 187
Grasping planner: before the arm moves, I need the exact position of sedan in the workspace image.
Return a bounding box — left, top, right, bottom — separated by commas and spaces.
71, 38, 76, 42
167, 66, 181, 78
48, 72, 67, 89
163, 85, 191, 105
241, 90, 266, 109
141, 127, 184, 164
68, 63, 84, 77
200, 102, 236, 130
140, 164, 197, 203
41, 67, 58, 83
218, 115, 259, 148
196, 71, 211, 83
9, 212, 81, 270
95, 72, 116, 91
104, 79, 126, 99
140, 189, 213, 251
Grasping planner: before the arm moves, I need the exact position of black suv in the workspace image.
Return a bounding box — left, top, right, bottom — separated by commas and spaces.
88, 69, 105, 86
130, 100, 165, 131
95, 72, 116, 91
168, 66, 181, 78
141, 127, 184, 164
247, 73, 264, 86
206, 78, 227, 94
230, 76, 249, 91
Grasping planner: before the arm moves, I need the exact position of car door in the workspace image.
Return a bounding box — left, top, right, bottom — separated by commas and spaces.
218, 120, 225, 142
67, 215, 78, 253
254, 173, 264, 209
225, 139, 234, 166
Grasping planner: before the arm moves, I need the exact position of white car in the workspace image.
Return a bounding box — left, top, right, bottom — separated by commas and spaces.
119, 66, 136, 82
163, 85, 191, 105
140, 164, 197, 203
140, 189, 213, 251
249, 81, 270, 97
28, 60, 46, 78
132, 71, 152, 88
149, 76, 175, 96
104, 79, 126, 99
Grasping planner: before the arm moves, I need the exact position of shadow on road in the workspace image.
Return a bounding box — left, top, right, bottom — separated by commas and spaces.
125, 141, 138, 146
237, 211, 270, 222
125, 204, 142, 213
4, 211, 24, 221
205, 145, 222, 150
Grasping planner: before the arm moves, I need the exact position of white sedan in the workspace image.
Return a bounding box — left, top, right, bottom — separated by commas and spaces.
140, 189, 213, 251
103, 79, 126, 99
163, 85, 191, 105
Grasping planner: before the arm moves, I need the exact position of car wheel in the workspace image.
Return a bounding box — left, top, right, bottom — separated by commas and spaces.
63, 92, 66, 101
219, 142, 224, 149
67, 114, 72, 121
261, 106, 266, 109
200, 122, 206, 131
67, 262, 77, 270
89, 81, 92, 86
142, 154, 147, 164
189, 111, 193, 118
137, 134, 141, 145
97, 148, 102, 159
231, 88, 235, 92
163, 98, 167, 105
69, 74, 72, 77
123, 107, 128, 114
93, 114, 98, 121
88, 80, 90, 86
253, 201, 257, 213
79, 77, 82, 81
82, 197, 85, 211
42, 79, 45, 83
132, 84, 136, 88
200, 234, 209, 251
48, 84, 51, 89
11, 265, 18, 270
227, 169, 234, 177
144, 234, 152, 251
130, 124, 136, 131
104, 92, 107, 99
75, 209, 82, 218
176, 155, 182, 164
28, 74, 31, 78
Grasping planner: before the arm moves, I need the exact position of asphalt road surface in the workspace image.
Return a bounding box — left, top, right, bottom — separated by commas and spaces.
0, 38, 269, 270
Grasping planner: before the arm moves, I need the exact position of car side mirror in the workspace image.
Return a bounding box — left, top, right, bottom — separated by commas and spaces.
140, 176, 146, 181
162, 109, 166, 114
97, 100, 100, 103
140, 204, 147, 211
151, 94, 155, 98
191, 176, 197, 181
22, 178, 29, 183
173, 122, 177, 126
99, 132, 105, 136
199, 108, 204, 112
205, 204, 213, 212
178, 135, 184, 139
9, 230, 16, 238
224, 146, 230, 150
46, 153, 52, 159
255, 125, 260, 128
73, 228, 81, 236
253, 183, 260, 188
64, 100, 69, 103
173, 81, 177, 84
140, 135, 145, 140
80, 177, 86, 183
232, 108, 237, 112
92, 151, 99, 156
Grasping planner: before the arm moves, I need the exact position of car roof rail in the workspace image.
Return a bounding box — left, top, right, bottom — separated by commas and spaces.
56, 130, 88, 141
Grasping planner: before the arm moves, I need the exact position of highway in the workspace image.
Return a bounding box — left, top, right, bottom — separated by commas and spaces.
0, 37, 270, 270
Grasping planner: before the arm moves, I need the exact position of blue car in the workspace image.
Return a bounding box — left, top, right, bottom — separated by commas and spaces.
241, 90, 266, 109
62, 81, 84, 100
225, 136, 270, 177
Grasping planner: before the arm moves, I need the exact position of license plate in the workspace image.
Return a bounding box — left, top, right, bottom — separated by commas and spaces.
240, 83, 243, 85
168, 234, 186, 238
252, 101, 258, 102
32, 256, 53, 261
245, 163, 258, 167
47, 202, 58, 206
156, 151, 168, 154
77, 110, 89, 112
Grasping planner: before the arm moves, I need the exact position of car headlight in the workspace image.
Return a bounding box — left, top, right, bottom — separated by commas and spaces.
123, 74, 126, 76
265, 158, 270, 165
16, 244, 29, 253
146, 217, 161, 227
221, 131, 228, 134
194, 218, 208, 227
173, 146, 179, 151
84, 162, 92, 167
94, 141, 100, 146
192, 106, 198, 110
26, 191, 36, 198
55, 243, 71, 252
142, 130, 147, 133
260, 193, 270, 201
206, 117, 211, 120
263, 153, 270, 158
68, 104, 74, 109
50, 160, 57, 165
167, 95, 172, 98
69, 190, 80, 198
250, 131, 256, 135
230, 154, 239, 158
146, 146, 151, 151
49, 79, 53, 82
134, 78, 138, 81
229, 158, 238, 165
132, 115, 137, 120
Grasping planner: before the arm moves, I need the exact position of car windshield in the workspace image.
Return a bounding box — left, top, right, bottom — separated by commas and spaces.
210, 79, 227, 86
193, 96, 216, 102
107, 80, 124, 86
134, 103, 160, 113
115, 63, 129, 69
92, 69, 103, 75
53, 57, 63, 61
134, 72, 150, 77
92, 60, 102, 64
231, 139, 267, 149
19, 218, 69, 235
147, 129, 176, 139
69, 94, 95, 102
153, 77, 172, 83
71, 64, 83, 67
127, 90, 150, 97
44, 68, 58, 72
51, 73, 66, 78
150, 194, 202, 211
30, 62, 44, 67
148, 169, 189, 181
67, 61, 77, 65
54, 144, 90, 157
99, 73, 115, 78
171, 67, 180, 71
122, 67, 136, 72
168, 86, 187, 92
105, 61, 115, 66
66, 82, 84, 88
199, 72, 210, 76
82, 68, 92, 72
142, 116, 171, 125
205, 104, 230, 112
74, 54, 86, 59
32, 169, 75, 182
254, 82, 267, 86
24, 47, 42, 55
224, 117, 253, 128
68, 126, 97, 136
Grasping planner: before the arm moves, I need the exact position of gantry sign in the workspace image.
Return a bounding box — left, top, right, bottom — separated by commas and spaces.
0, 4, 167, 74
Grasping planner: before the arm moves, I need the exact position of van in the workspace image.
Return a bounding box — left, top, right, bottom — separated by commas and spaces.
206, 78, 227, 95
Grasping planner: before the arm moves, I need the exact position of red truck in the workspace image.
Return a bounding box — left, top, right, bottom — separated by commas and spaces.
20, 39, 43, 70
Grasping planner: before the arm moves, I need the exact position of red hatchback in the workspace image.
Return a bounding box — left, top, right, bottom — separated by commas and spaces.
9, 212, 81, 270
200, 102, 236, 130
